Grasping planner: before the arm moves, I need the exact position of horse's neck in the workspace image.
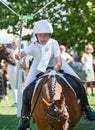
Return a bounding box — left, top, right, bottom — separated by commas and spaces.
0, 48, 6, 61
0, 49, 4, 61
0, 57, 2, 62
0, 56, 3, 62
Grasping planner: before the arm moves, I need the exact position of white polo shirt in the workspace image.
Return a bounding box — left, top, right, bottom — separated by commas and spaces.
23, 38, 61, 65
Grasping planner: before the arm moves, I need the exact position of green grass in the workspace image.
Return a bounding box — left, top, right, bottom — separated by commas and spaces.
74, 94, 95, 130
0, 90, 95, 130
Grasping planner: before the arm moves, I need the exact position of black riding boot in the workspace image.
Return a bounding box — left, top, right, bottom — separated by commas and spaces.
76, 80, 95, 121
64, 73, 95, 121
84, 105, 95, 121
80, 85, 95, 121
17, 81, 36, 130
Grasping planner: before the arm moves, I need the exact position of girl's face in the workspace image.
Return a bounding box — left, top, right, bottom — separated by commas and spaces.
36, 33, 51, 45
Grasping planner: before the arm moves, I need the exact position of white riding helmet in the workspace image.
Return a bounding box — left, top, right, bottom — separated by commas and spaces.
33, 20, 53, 34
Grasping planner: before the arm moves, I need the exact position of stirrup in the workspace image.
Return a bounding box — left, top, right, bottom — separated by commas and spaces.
17, 116, 30, 130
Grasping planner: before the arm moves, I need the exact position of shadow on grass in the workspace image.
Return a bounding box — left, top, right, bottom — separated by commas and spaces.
0, 114, 37, 130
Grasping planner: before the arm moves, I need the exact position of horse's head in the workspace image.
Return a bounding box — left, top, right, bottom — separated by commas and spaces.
41, 76, 69, 129
0, 45, 16, 65
42, 91, 69, 120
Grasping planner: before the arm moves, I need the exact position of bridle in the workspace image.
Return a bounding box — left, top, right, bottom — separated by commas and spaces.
44, 100, 67, 121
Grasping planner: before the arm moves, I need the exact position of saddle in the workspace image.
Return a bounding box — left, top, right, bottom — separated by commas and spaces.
62, 73, 84, 99
36, 68, 83, 99
25, 69, 85, 107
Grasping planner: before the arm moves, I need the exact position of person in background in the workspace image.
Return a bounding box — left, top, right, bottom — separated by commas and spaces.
60, 45, 73, 64
16, 20, 95, 130
7, 36, 19, 107
81, 44, 95, 96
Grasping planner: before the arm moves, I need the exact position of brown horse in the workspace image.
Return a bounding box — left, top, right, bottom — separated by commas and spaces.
0, 45, 16, 101
31, 73, 83, 130
0, 45, 16, 65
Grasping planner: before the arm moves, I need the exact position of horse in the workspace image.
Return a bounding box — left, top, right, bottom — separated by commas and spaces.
0, 44, 16, 65
31, 72, 83, 130
0, 44, 16, 101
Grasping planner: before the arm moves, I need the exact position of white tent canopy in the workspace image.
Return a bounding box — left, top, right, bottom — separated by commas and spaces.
0, 28, 33, 49
0, 28, 33, 43
0, 29, 14, 43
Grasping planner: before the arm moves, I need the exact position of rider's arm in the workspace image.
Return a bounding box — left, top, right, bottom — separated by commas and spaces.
15, 43, 34, 60
52, 40, 62, 72
54, 56, 62, 72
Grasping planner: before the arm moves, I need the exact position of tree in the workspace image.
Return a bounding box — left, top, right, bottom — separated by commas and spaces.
0, 0, 95, 55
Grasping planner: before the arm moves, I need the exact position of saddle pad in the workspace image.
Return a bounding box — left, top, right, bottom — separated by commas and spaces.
57, 73, 81, 104
31, 72, 80, 104
57, 73, 77, 96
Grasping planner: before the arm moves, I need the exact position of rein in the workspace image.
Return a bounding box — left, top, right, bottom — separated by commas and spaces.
31, 76, 49, 116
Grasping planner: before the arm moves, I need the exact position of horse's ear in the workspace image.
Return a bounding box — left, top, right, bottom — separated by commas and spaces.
41, 97, 52, 108
2, 44, 7, 48
59, 92, 65, 105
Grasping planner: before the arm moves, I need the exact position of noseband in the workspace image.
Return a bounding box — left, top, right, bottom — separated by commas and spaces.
44, 100, 67, 121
